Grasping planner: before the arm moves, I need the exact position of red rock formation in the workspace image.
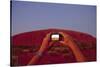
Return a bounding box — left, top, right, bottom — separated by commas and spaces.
11, 29, 96, 66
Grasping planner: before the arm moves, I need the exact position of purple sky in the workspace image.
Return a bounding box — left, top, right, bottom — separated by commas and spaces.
11, 1, 96, 37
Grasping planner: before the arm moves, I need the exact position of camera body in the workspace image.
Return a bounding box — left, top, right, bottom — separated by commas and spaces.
50, 33, 62, 41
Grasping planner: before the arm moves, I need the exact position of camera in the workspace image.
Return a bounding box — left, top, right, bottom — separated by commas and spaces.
50, 33, 60, 41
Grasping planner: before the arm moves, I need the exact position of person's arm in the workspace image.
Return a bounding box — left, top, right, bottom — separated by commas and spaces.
59, 32, 86, 62
28, 33, 51, 65
60, 41, 86, 62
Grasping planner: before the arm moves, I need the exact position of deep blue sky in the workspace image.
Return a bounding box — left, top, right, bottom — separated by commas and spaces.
11, 1, 96, 37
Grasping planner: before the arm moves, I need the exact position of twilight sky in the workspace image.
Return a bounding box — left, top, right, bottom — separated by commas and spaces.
11, 1, 96, 37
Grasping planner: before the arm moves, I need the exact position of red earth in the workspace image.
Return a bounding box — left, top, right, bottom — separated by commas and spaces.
11, 29, 96, 66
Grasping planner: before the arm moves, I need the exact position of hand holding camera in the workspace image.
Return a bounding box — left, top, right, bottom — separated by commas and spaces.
28, 32, 86, 65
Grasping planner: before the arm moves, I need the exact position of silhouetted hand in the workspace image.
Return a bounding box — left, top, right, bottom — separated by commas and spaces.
59, 32, 74, 45
38, 32, 51, 53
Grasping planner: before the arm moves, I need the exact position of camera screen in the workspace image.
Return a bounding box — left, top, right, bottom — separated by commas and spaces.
51, 33, 60, 41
